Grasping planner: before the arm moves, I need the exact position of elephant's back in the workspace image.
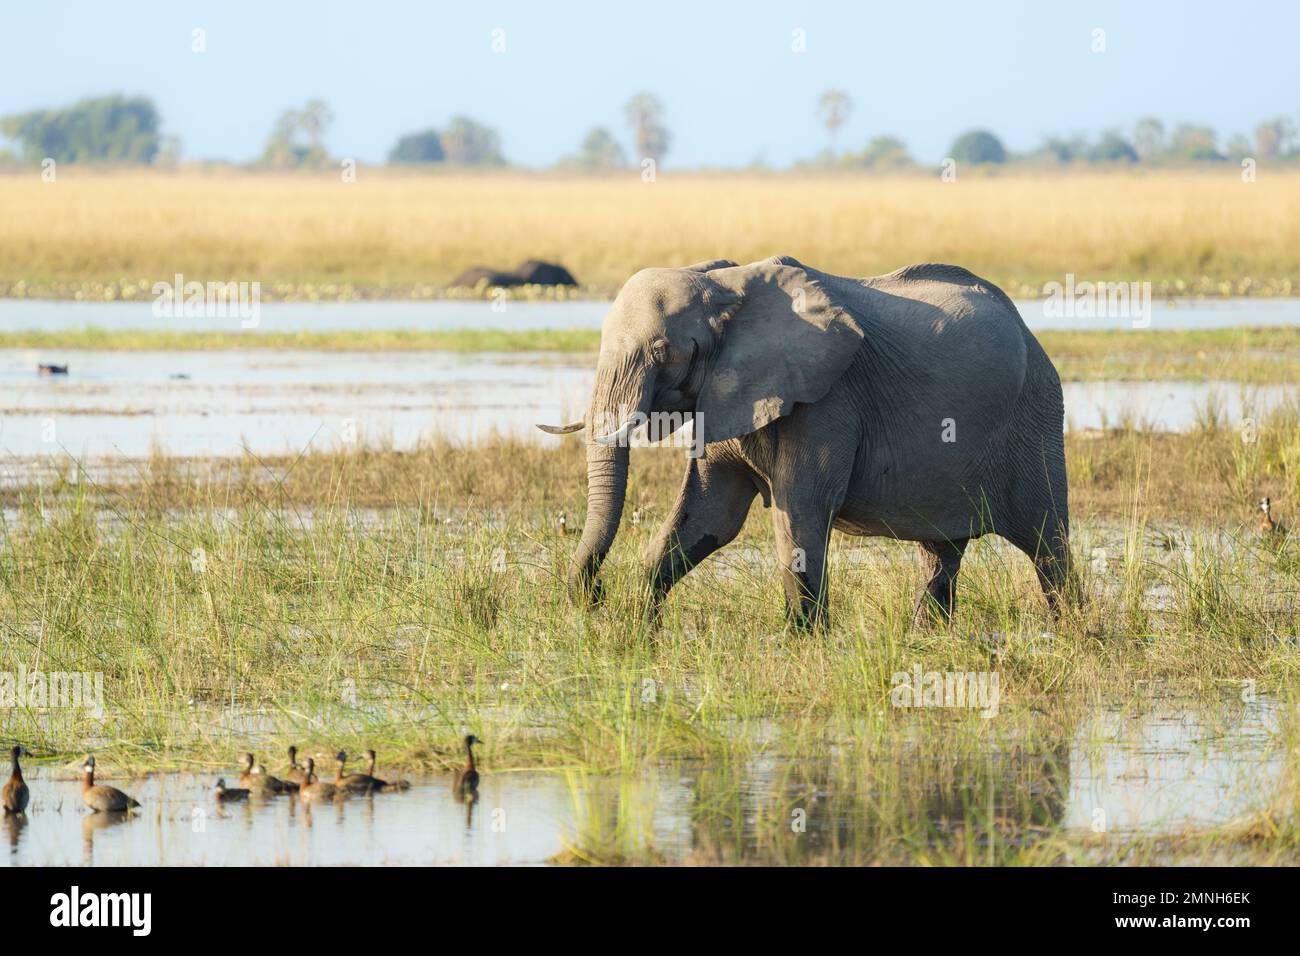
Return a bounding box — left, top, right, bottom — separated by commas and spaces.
854, 265, 1029, 408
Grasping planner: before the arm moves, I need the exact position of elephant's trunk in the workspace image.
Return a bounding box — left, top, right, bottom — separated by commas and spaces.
572, 358, 652, 605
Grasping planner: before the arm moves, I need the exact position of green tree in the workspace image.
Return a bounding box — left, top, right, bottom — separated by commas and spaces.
816, 89, 853, 155
1132, 117, 1165, 161
624, 93, 670, 166
1168, 124, 1222, 161
1224, 134, 1253, 162
441, 116, 505, 165
1088, 130, 1138, 163
0, 94, 161, 164
261, 99, 334, 169
388, 129, 445, 164
1254, 117, 1296, 159
949, 129, 1006, 165
568, 127, 626, 170
848, 135, 912, 168
1040, 134, 1088, 163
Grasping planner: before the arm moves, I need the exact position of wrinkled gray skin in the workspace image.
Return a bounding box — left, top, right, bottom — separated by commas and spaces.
539, 256, 1072, 628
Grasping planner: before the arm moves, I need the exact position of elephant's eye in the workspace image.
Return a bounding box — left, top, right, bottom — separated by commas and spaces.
649, 337, 669, 363
674, 339, 700, 391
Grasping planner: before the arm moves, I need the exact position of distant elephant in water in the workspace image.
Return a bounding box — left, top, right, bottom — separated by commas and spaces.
538, 256, 1073, 628
452, 259, 578, 288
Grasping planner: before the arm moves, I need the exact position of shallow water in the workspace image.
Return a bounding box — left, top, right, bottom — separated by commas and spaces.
1, 296, 1296, 333
1, 346, 1292, 459
1, 699, 1282, 865
0, 349, 593, 458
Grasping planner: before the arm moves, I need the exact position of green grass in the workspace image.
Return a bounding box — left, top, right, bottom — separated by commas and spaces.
2, 410, 1300, 863
7, 325, 1300, 384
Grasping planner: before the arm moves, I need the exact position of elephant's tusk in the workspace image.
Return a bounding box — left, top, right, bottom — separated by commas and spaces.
535, 420, 585, 435
594, 418, 639, 447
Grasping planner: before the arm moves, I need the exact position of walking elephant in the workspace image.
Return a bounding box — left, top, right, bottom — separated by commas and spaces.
537, 256, 1072, 627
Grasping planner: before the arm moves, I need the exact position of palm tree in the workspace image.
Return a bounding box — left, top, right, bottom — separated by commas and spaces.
817, 89, 853, 157
624, 93, 670, 166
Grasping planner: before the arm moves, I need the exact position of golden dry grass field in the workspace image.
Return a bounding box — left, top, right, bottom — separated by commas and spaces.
2, 168, 1299, 298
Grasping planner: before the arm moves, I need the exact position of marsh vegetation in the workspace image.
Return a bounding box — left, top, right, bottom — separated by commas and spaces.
2, 403, 1298, 864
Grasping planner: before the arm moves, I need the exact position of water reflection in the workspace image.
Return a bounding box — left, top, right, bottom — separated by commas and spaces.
0, 698, 1284, 865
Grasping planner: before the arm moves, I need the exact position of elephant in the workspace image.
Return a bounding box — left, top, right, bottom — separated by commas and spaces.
537, 255, 1072, 628
452, 259, 578, 289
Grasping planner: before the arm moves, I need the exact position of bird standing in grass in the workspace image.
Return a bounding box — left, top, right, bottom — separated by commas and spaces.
1259, 497, 1286, 537
213, 779, 250, 802
452, 735, 481, 803
3, 746, 31, 814
80, 756, 140, 813
557, 511, 570, 535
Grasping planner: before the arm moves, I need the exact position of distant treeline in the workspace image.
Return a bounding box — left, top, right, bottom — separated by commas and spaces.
2, 91, 1297, 171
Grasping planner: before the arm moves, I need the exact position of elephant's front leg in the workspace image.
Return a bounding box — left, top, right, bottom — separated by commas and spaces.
643, 455, 758, 621
768, 437, 851, 630
772, 507, 836, 629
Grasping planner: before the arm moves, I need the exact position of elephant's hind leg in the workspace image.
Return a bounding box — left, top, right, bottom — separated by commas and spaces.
644, 454, 759, 621
913, 538, 969, 627
1006, 522, 1074, 618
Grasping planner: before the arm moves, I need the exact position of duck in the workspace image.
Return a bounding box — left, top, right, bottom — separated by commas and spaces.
213, 778, 250, 802
557, 511, 570, 535
3, 746, 31, 814
334, 750, 387, 793
364, 749, 411, 790
38, 364, 69, 376
80, 756, 141, 813
239, 753, 296, 794
630, 507, 644, 527
284, 745, 309, 787
1259, 497, 1287, 536
297, 757, 341, 803
452, 735, 481, 802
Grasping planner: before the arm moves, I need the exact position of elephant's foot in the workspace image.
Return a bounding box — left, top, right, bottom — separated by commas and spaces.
783, 599, 828, 633
911, 592, 955, 630
569, 572, 604, 608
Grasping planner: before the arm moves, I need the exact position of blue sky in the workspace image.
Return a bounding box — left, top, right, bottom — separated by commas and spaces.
1, 1, 1296, 166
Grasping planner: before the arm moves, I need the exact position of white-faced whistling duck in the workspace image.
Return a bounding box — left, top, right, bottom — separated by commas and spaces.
631, 506, 643, 527
333, 751, 384, 793
1259, 497, 1286, 536
557, 511, 569, 535
363, 749, 411, 791
80, 756, 141, 813
285, 745, 309, 787
213, 778, 250, 802
297, 757, 340, 803
240, 753, 297, 793
3, 746, 31, 814
452, 735, 481, 802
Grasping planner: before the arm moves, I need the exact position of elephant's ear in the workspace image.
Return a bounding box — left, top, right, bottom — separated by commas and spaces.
696, 256, 865, 446
683, 258, 739, 273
